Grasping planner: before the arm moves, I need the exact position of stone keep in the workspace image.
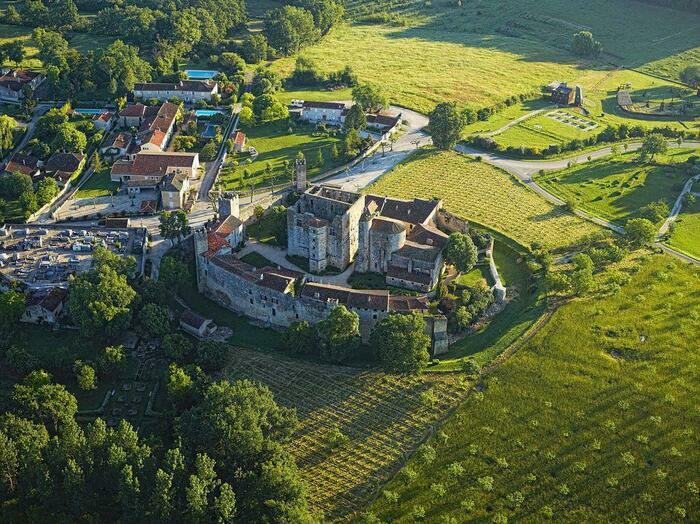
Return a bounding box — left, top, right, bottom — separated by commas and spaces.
295, 157, 307, 193
218, 191, 239, 219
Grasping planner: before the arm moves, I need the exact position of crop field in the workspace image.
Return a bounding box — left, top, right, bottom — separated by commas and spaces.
218, 120, 344, 192
271, 0, 699, 114
669, 193, 700, 259
367, 149, 601, 250
367, 254, 700, 523
225, 349, 471, 520
536, 149, 700, 225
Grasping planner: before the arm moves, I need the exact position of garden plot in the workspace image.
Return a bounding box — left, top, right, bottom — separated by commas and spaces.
545, 110, 598, 132
226, 349, 470, 520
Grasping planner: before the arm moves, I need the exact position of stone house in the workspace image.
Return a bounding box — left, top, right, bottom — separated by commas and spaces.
101, 132, 133, 159
134, 80, 219, 103
110, 151, 199, 189
160, 171, 190, 210
3, 154, 41, 181
299, 101, 347, 125
21, 287, 67, 325
0, 69, 44, 101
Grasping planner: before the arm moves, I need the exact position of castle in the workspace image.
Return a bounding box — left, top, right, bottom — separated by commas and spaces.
192, 184, 449, 355
287, 183, 447, 292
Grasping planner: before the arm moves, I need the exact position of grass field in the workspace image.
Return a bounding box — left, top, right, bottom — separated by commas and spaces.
225, 348, 471, 520
270, 0, 699, 114
669, 193, 700, 259
494, 108, 601, 149
218, 120, 344, 192
536, 149, 700, 225
74, 167, 119, 199
367, 253, 700, 523
367, 148, 601, 250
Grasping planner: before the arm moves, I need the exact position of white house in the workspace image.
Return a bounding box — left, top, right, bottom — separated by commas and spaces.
299, 101, 347, 125
134, 80, 219, 103
0, 69, 45, 101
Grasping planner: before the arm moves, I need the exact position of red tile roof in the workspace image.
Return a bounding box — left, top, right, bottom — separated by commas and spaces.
119, 103, 148, 118
111, 152, 197, 178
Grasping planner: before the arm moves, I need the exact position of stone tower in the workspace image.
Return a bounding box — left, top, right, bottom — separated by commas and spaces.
295, 157, 307, 193
355, 210, 372, 273
218, 191, 239, 219
192, 226, 209, 293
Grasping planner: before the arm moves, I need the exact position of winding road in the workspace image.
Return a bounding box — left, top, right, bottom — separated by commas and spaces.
456, 140, 700, 265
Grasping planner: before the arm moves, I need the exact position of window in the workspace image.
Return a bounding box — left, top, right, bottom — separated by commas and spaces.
272, 308, 276, 316
249, 298, 253, 305
373, 314, 377, 319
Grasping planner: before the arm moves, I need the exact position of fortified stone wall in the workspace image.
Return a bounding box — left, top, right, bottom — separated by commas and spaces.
436, 208, 469, 234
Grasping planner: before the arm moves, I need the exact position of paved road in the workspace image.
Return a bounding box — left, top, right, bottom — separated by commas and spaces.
480, 107, 552, 137
658, 173, 700, 238
321, 106, 430, 191
197, 108, 240, 201
1, 103, 53, 169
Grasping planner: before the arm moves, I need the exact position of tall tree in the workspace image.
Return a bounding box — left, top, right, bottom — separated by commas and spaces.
371, 313, 431, 373
640, 133, 668, 161
352, 83, 388, 112
428, 102, 466, 150
317, 305, 360, 363
445, 232, 478, 272
0, 115, 16, 154
0, 290, 26, 338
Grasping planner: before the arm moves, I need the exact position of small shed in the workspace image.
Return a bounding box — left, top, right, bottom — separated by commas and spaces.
180, 309, 217, 339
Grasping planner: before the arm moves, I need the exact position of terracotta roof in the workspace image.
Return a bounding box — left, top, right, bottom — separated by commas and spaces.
134, 80, 217, 93
386, 265, 434, 285
141, 129, 167, 148
389, 295, 430, 313
93, 111, 114, 123
365, 195, 440, 226
234, 131, 246, 145
204, 234, 231, 257
45, 152, 84, 174
4, 154, 39, 176
119, 103, 148, 118
302, 101, 346, 110
181, 309, 207, 329
0, 69, 42, 92
111, 152, 197, 178
109, 132, 132, 149
140, 102, 179, 135
212, 215, 242, 236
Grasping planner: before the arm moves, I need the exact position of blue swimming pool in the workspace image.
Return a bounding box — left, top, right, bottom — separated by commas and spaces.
186, 69, 218, 79
201, 124, 219, 138
195, 109, 224, 118
74, 108, 104, 115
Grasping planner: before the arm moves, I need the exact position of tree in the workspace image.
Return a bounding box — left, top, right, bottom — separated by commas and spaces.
242, 34, 268, 64
0, 172, 32, 200
200, 140, 218, 162
571, 31, 602, 57
53, 124, 87, 153
162, 333, 194, 362
5, 40, 25, 67
625, 218, 657, 247
0, 431, 19, 496
679, 64, 700, 86
317, 305, 360, 363
283, 321, 317, 355
18, 190, 38, 217
75, 362, 97, 391
344, 128, 362, 158
167, 363, 193, 400
239, 106, 255, 126
640, 133, 668, 161
194, 341, 230, 372
138, 303, 171, 338
445, 232, 478, 272
159, 256, 190, 293
352, 83, 388, 112
428, 102, 467, 150
93, 245, 136, 277
35, 177, 59, 206
11, 373, 78, 434
0, 290, 25, 337
264, 6, 320, 55
570, 254, 594, 296
344, 104, 367, 131
99, 345, 125, 374
67, 265, 136, 338
159, 210, 190, 244
0, 115, 16, 154
372, 313, 430, 373
219, 52, 246, 75
640, 200, 670, 223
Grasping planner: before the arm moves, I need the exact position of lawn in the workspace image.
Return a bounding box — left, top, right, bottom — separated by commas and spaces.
367, 148, 602, 250
276, 86, 354, 106
74, 167, 120, 199
239, 251, 276, 268
367, 254, 700, 523
536, 150, 700, 225
494, 108, 601, 150
669, 193, 700, 260
218, 119, 345, 192
270, 0, 700, 114
225, 347, 472, 520
454, 264, 492, 288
